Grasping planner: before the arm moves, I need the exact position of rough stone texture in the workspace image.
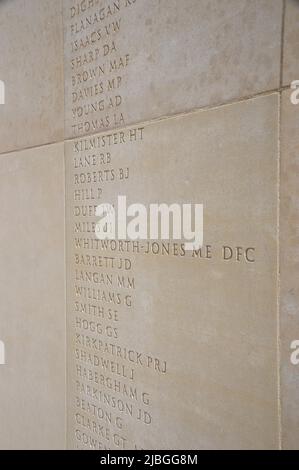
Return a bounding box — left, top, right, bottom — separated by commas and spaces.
283, 0, 299, 86
280, 90, 299, 450
64, 0, 282, 138
65, 94, 279, 450
0, 0, 64, 154
0, 144, 66, 450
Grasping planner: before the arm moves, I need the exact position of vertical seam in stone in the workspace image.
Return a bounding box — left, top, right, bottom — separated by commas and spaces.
277, 0, 286, 449
277, 89, 283, 451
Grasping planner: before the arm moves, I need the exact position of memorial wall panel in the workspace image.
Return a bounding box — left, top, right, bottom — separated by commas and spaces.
0, 143, 66, 450
66, 93, 279, 449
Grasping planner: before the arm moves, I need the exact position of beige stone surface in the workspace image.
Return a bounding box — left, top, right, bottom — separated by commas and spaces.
0, 143, 66, 450
65, 94, 279, 449
64, 0, 282, 139
280, 90, 299, 450
0, 0, 64, 154
283, 0, 299, 86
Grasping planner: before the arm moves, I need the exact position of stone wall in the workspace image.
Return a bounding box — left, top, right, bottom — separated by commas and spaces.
0, 0, 298, 450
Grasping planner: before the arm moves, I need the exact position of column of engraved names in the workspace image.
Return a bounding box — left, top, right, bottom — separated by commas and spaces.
67, 0, 138, 137
71, 128, 166, 450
